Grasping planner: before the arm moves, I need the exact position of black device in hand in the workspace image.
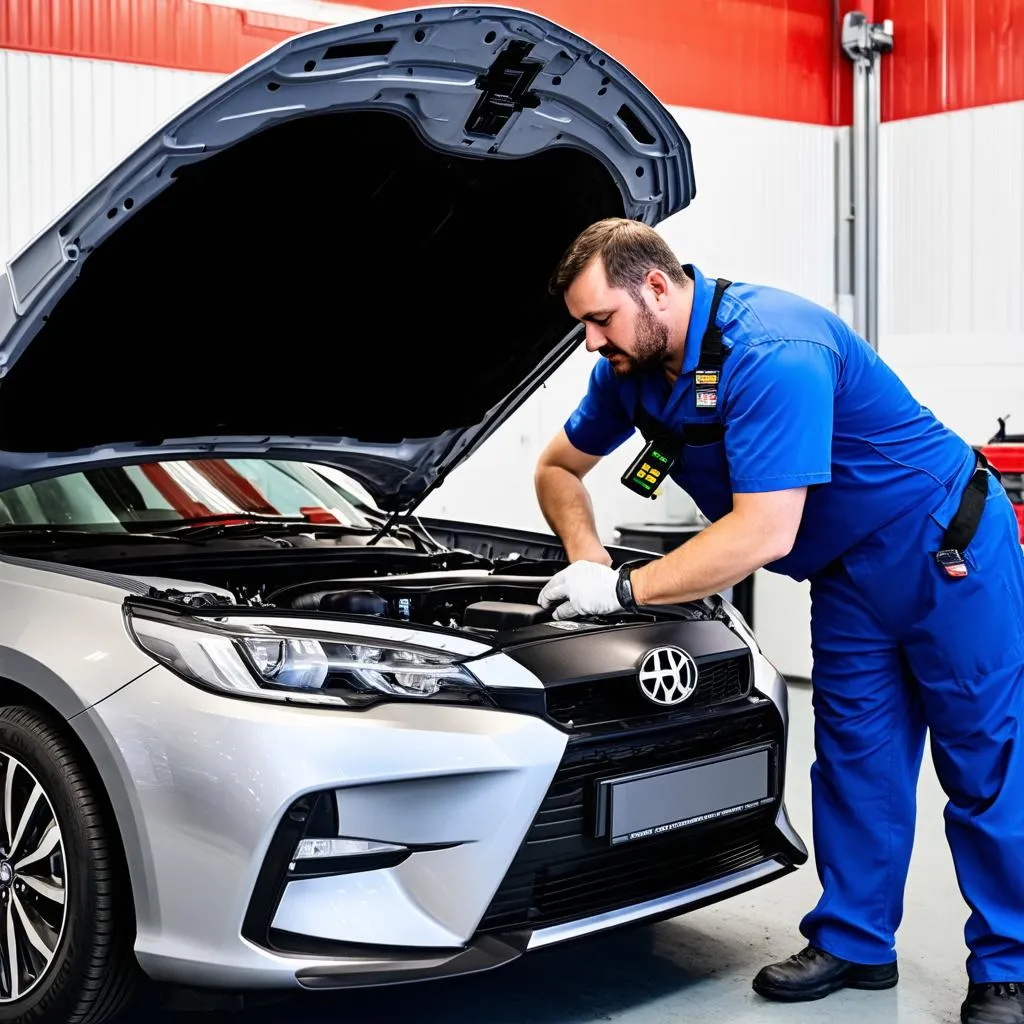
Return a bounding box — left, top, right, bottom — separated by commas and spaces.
621, 441, 675, 498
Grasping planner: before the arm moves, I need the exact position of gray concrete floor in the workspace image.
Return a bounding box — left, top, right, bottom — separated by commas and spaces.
123, 682, 970, 1024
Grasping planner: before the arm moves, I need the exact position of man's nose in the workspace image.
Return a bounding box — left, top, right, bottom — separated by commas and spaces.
584, 323, 604, 351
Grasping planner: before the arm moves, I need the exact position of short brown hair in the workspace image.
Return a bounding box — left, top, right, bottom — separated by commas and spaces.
549, 218, 687, 300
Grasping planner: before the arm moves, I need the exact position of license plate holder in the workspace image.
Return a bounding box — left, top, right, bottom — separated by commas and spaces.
595, 744, 776, 845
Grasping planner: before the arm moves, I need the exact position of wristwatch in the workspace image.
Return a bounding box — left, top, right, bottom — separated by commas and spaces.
615, 563, 640, 612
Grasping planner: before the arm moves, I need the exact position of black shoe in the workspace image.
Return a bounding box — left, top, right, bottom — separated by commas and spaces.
961, 983, 1024, 1024
752, 945, 899, 1002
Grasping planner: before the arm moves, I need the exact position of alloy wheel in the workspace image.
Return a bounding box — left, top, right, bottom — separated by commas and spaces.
0, 751, 67, 1003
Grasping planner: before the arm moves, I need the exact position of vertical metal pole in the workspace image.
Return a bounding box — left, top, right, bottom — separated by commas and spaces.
841, 13, 893, 351
850, 58, 869, 341
866, 59, 881, 349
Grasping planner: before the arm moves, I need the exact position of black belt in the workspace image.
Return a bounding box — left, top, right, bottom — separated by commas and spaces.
934, 450, 999, 578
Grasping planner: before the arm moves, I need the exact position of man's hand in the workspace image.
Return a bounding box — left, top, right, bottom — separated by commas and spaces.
539, 561, 622, 621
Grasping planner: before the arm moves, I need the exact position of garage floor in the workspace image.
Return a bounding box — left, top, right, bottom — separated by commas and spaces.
123, 682, 971, 1024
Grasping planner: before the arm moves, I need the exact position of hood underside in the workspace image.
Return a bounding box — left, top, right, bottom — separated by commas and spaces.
0, 5, 695, 510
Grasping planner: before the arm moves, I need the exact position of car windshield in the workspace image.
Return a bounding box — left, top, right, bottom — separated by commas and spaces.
0, 458, 379, 532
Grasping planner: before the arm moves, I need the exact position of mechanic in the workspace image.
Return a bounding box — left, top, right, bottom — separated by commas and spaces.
534, 217, 1024, 1024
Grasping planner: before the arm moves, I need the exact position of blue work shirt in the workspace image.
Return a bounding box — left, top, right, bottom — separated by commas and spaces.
563, 265, 975, 581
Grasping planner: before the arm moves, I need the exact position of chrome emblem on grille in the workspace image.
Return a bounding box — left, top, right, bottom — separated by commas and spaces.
637, 646, 698, 705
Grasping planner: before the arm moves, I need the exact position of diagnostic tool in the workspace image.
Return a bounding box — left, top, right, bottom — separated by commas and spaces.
621, 441, 675, 498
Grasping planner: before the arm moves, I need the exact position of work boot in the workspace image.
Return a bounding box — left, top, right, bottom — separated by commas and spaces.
961, 982, 1024, 1023
752, 945, 898, 1002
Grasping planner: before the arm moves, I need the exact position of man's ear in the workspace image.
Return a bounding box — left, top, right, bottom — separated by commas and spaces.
645, 268, 672, 309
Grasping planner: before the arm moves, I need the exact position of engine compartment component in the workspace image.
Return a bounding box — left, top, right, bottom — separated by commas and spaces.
463, 601, 552, 631
288, 588, 391, 617
265, 575, 560, 634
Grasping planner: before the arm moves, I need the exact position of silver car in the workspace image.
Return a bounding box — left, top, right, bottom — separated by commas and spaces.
0, 6, 807, 1022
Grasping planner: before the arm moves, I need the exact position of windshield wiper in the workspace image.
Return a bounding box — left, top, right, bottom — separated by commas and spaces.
143, 513, 318, 540
143, 513, 398, 543
151, 512, 306, 530
0, 525, 181, 546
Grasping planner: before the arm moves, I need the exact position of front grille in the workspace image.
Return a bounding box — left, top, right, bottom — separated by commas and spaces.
545, 653, 751, 729
476, 702, 784, 934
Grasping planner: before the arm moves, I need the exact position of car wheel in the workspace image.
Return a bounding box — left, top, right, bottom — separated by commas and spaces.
0, 706, 138, 1024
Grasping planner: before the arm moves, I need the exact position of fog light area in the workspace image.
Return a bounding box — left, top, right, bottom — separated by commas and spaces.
293, 838, 407, 860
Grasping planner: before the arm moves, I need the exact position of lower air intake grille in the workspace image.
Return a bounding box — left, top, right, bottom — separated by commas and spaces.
476, 703, 784, 934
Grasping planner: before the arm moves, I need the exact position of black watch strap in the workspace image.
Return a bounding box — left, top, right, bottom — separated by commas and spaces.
616, 563, 639, 611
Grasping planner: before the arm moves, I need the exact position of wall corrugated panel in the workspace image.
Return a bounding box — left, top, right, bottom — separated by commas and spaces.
0, 49, 220, 264
876, 0, 1024, 121
0, 0, 323, 74
878, 100, 1024, 446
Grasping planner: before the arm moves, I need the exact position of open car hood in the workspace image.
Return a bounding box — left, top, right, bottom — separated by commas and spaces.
0, 5, 695, 511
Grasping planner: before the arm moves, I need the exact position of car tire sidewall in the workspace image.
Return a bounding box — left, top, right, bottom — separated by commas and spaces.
0, 709, 114, 1023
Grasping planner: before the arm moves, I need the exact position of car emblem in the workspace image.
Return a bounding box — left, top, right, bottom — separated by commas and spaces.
637, 646, 698, 705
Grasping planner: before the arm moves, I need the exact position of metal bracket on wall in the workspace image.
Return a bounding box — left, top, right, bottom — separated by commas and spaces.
841, 12, 893, 350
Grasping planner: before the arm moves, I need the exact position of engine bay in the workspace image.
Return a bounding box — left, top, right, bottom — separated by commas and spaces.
29, 520, 731, 639
277, 574, 553, 629
134, 558, 727, 640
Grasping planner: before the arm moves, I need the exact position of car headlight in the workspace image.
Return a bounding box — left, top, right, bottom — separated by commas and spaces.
125, 611, 494, 709
719, 598, 760, 652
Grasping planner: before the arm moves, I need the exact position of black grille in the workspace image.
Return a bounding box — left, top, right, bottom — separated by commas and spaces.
476, 702, 784, 934
545, 653, 751, 729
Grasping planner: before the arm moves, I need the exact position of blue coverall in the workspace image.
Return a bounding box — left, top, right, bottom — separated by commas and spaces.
563, 264, 1024, 982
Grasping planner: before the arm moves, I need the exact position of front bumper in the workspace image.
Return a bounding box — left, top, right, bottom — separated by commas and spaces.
291, 856, 794, 990
76, 644, 806, 992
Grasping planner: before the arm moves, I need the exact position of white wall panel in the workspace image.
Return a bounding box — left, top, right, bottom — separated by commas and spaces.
878, 101, 1024, 446
658, 107, 837, 309
1, 50, 219, 266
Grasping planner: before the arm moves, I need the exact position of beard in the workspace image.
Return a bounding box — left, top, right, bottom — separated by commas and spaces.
601, 301, 670, 377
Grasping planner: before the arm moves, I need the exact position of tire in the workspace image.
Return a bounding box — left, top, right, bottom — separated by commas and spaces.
0, 706, 139, 1024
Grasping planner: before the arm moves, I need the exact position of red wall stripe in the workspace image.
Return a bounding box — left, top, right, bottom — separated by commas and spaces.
0, 0, 840, 123
877, 0, 1024, 121
2, 0, 1023, 123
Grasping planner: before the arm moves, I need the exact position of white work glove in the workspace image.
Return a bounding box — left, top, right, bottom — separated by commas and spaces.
538, 561, 622, 621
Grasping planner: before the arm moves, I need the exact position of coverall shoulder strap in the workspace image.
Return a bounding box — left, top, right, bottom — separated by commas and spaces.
692, 277, 732, 417
698, 277, 733, 369
630, 277, 734, 450
633, 404, 675, 445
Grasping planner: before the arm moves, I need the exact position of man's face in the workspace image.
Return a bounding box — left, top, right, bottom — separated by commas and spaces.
564, 257, 670, 377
